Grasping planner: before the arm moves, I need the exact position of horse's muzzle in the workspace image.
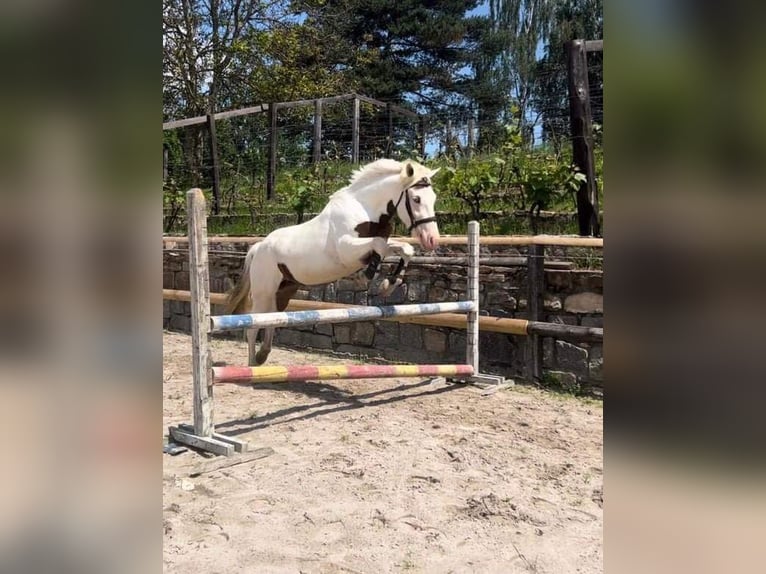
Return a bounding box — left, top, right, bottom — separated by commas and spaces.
414, 221, 440, 251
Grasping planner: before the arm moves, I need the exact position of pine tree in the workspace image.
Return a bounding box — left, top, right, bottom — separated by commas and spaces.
296, 0, 489, 113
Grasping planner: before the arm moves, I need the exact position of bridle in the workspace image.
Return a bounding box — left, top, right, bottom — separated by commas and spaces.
389, 177, 438, 233
366, 177, 437, 281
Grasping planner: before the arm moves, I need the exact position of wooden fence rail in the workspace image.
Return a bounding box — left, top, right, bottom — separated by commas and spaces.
163, 234, 604, 248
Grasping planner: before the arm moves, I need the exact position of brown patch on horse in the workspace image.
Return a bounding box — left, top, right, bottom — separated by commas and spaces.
276, 263, 302, 312
355, 200, 396, 265
354, 200, 396, 239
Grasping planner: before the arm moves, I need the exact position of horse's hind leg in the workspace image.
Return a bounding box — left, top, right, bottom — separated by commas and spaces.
250, 293, 277, 366
256, 327, 275, 365
246, 327, 260, 367
244, 247, 282, 366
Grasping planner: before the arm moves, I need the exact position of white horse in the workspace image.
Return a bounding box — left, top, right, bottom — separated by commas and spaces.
226, 158, 441, 366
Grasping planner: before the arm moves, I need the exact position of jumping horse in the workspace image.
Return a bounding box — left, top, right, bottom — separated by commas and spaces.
226, 158, 442, 366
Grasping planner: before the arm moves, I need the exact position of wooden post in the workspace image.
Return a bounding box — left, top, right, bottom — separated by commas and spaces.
266, 103, 278, 200
312, 98, 323, 163
466, 221, 480, 374
386, 103, 393, 156
567, 39, 600, 236
463, 222, 507, 387
467, 117, 475, 158
418, 116, 427, 158
187, 189, 213, 437
206, 113, 221, 215
168, 190, 249, 456
351, 97, 360, 163
526, 244, 545, 381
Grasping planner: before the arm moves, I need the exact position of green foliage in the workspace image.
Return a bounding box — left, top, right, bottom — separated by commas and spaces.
276, 161, 356, 223
162, 128, 189, 232
162, 181, 186, 233
434, 110, 592, 223
163, 135, 603, 241
505, 147, 587, 213
592, 123, 604, 193
539, 372, 583, 396
438, 160, 501, 220
279, 167, 321, 223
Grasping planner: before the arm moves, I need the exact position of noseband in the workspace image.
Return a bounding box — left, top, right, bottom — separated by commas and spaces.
390, 177, 438, 233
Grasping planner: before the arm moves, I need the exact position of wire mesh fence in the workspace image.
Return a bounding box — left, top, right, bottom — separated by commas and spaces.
163, 43, 603, 237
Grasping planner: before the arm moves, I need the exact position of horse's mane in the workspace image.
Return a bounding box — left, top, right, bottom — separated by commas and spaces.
333, 159, 403, 197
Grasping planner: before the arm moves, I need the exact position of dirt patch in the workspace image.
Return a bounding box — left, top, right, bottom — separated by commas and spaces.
163, 331, 603, 573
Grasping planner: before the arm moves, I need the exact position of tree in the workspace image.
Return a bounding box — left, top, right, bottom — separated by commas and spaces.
164, 1, 360, 189
531, 0, 603, 148
163, 0, 289, 187
488, 0, 555, 146
295, 0, 489, 113
163, 0, 291, 117
456, 12, 513, 151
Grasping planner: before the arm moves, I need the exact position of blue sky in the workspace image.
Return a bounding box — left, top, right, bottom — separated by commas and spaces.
468, 2, 490, 17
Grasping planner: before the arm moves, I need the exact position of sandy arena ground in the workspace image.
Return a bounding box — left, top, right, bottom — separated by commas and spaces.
163, 331, 603, 573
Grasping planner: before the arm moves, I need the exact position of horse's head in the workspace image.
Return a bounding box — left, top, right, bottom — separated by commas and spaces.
397, 161, 441, 251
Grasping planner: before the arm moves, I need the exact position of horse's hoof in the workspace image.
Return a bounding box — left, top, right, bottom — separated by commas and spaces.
380, 278, 402, 298
255, 350, 270, 365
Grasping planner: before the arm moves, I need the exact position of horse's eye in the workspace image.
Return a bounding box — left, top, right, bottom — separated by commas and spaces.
413, 196, 421, 204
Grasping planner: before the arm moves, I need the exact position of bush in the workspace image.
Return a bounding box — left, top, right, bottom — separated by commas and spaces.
434, 116, 591, 225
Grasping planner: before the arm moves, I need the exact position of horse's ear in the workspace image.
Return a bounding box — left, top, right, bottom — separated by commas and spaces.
406, 163, 414, 178
430, 167, 441, 177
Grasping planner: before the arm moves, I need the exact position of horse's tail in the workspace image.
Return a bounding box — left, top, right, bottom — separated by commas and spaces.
225, 246, 255, 315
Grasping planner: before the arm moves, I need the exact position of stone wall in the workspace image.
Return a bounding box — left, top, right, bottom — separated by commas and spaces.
163, 241, 603, 395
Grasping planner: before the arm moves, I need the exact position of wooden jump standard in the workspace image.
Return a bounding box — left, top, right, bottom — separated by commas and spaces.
168, 190, 501, 456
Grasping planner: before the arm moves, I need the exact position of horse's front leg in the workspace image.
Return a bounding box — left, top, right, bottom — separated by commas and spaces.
337, 235, 411, 296
379, 240, 414, 297
337, 235, 390, 270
